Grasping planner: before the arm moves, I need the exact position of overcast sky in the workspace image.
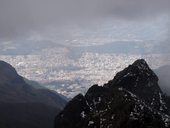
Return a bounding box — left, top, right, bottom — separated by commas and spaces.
0, 0, 170, 43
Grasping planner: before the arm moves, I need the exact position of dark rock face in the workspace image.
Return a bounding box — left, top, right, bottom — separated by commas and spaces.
55, 94, 90, 128
0, 60, 67, 128
55, 59, 170, 128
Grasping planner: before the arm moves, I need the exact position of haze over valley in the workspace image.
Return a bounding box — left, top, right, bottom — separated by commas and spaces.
1, 1, 170, 127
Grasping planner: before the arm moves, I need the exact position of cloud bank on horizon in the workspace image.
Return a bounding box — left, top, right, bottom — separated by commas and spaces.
0, 0, 169, 41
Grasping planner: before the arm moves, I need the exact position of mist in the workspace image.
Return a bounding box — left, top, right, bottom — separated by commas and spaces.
0, 0, 170, 40
0, 0, 170, 96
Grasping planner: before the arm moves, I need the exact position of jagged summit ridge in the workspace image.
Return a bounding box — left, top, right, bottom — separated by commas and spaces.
112, 59, 158, 88
109, 59, 166, 113
55, 59, 170, 128
132, 59, 158, 79
133, 59, 150, 70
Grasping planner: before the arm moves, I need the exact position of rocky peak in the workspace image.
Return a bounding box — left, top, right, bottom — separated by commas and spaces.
110, 59, 160, 97
55, 59, 170, 128
112, 59, 158, 87
107, 59, 166, 113
133, 59, 150, 69
132, 59, 158, 80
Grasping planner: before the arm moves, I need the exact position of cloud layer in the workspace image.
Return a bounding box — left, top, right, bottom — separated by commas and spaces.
0, 0, 170, 39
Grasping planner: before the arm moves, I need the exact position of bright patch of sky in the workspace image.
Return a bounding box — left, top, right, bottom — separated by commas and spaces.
26, 15, 169, 47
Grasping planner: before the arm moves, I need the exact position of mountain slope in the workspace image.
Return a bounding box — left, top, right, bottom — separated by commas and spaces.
155, 65, 170, 95
55, 59, 170, 128
0, 60, 67, 128
24, 78, 68, 109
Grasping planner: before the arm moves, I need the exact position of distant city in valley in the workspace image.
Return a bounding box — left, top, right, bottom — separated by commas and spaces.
0, 40, 170, 98
0, 14, 169, 98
